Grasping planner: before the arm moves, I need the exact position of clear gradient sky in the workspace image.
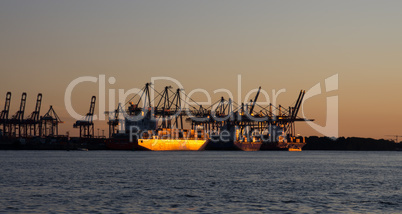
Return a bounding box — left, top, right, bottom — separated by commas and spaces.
1, 0, 402, 139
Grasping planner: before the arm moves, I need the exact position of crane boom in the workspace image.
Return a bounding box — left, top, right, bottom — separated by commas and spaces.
27, 93, 42, 121
249, 86, 261, 115
291, 90, 305, 119
0, 92, 11, 120
34, 93, 42, 121
88, 96, 96, 117
12, 93, 27, 121
0, 92, 12, 136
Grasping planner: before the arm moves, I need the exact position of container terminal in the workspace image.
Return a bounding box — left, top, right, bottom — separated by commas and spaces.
0, 83, 313, 151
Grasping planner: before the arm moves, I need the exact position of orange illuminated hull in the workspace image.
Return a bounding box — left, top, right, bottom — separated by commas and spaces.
287, 142, 305, 151
138, 139, 207, 151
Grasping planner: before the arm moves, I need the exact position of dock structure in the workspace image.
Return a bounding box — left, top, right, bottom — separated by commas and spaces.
0, 84, 313, 151
0, 92, 64, 140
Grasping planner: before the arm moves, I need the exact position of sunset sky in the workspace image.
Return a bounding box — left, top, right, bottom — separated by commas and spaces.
1, 0, 402, 139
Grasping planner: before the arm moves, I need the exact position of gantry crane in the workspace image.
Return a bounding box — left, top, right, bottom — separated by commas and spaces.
249, 86, 261, 115
154, 87, 185, 129
25, 93, 42, 137
188, 88, 312, 143
155, 86, 173, 128
73, 96, 96, 138
169, 88, 184, 129
0, 92, 11, 137
9, 93, 27, 137
286, 90, 305, 137
106, 104, 122, 138
41, 105, 63, 137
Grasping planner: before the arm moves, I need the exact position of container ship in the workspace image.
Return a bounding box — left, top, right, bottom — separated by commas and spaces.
106, 84, 208, 151
188, 89, 311, 151
137, 128, 207, 151
106, 128, 208, 151
203, 125, 262, 151
106, 110, 209, 151
258, 124, 306, 151
260, 137, 306, 151
205, 139, 262, 151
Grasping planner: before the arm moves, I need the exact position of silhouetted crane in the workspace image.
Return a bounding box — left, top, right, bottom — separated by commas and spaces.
10, 93, 27, 137
73, 96, 96, 138
41, 105, 63, 137
249, 86, 261, 115
0, 92, 11, 137
286, 90, 305, 137
25, 93, 42, 137
106, 104, 123, 138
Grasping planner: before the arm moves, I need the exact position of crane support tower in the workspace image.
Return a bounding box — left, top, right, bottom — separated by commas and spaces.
25, 93, 42, 137
0, 92, 12, 137
41, 105, 63, 137
73, 96, 96, 138
10, 93, 27, 138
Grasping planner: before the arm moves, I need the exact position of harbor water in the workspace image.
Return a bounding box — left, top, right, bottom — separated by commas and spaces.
0, 151, 401, 213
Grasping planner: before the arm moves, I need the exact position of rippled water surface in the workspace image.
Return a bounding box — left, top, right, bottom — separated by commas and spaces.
0, 151, 401, 213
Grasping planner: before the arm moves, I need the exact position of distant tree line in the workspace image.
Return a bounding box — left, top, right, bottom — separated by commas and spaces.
304, 136, 402, 151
